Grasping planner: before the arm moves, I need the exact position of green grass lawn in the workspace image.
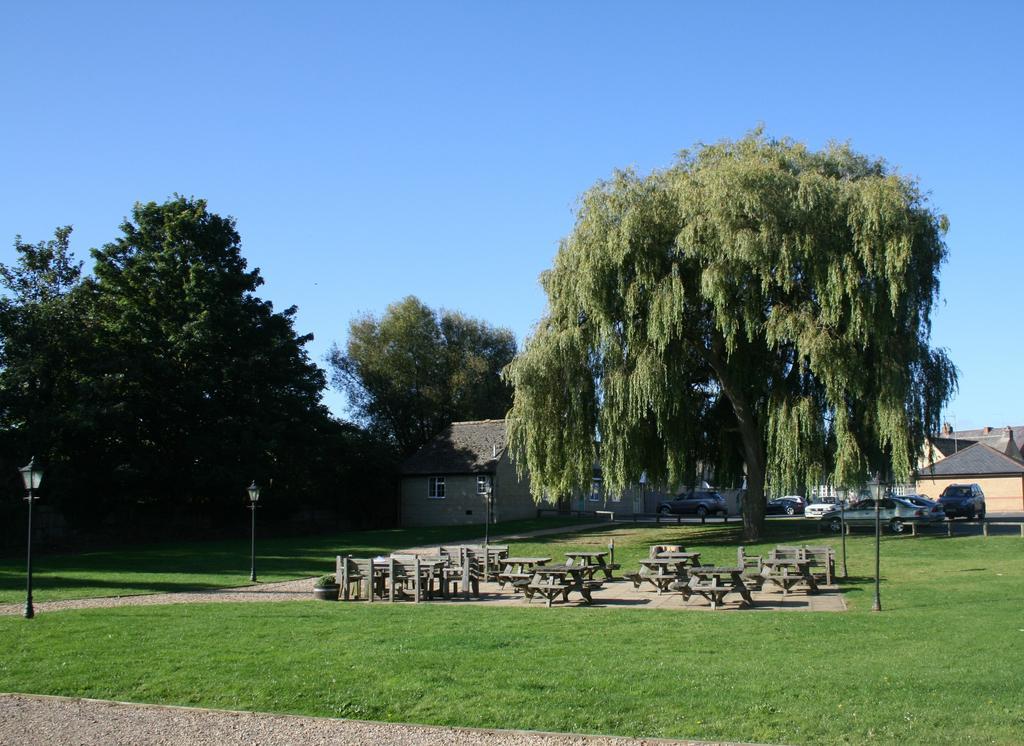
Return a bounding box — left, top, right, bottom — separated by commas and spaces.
2, 521, 1023, 744
0, 516, 587, 604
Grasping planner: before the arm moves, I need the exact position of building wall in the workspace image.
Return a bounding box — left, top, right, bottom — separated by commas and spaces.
493, 454, 546, 522
914, 475, 1024, 512
400, 454, 541, 527
400, 474, 490, 527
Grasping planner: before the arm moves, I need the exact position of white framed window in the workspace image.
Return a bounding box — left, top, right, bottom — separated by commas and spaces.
477, 475, 491, 495
610, 490, 622, 503
589, 478, 602, 502
428, 476, 445, 499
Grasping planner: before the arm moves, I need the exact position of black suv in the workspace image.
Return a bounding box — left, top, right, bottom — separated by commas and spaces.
938, 483, 986, 520
657, 490, 728, 518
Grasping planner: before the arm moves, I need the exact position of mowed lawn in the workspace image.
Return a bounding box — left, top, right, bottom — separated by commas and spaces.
0, 517, 586, 604
1, 522, 1023, 744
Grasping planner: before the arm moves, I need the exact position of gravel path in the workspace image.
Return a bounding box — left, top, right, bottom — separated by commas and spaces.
0, 576, 316, 616
0, 694, 747, 746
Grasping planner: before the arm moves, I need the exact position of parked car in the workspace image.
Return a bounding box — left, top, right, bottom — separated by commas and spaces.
822, 497, 942, 534
657, 490, 728, 518
766, 497, 805, 516
805, 501, 842, 518
938, 483, 986, 520
901, 494, 948, 523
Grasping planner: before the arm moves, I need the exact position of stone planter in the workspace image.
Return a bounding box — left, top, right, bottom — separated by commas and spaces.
313, 584, 340, 601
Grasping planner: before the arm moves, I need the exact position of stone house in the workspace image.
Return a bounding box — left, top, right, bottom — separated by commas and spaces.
399, 419, 648, 527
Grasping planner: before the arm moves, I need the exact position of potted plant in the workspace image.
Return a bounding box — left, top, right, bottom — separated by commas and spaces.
313, 574, 340, 601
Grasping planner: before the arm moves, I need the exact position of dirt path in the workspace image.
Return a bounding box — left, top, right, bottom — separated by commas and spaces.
0, 693, 746, 746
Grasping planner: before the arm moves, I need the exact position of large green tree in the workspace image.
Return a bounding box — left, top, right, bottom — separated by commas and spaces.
0, 228, 96, 500
329, 296, 517, 455
86, 196, 331, 508
505, 133, 956, 539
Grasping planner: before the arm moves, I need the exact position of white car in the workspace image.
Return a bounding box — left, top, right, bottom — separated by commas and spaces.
805, 502, 842, 518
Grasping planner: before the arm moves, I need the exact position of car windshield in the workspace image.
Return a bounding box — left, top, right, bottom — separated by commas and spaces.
942, 486, 972, 498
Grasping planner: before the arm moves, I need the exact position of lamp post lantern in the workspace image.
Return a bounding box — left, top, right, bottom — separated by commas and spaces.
247, 481, 261, 582
19, 458, 43, 619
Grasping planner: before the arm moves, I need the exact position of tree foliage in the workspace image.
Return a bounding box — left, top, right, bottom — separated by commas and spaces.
505, 132, 957, 539
329, 296, 517, 455
0, 198, 396, 542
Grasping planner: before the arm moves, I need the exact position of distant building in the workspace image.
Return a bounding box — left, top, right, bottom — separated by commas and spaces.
916, 425, 1024, 511
398, 419, 649, 527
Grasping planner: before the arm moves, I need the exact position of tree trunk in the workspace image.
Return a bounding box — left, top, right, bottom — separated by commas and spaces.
738, 431, 767, 540
703, 337, 766, 540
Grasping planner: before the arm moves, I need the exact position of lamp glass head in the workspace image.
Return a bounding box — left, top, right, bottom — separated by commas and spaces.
19, 458, 43, 490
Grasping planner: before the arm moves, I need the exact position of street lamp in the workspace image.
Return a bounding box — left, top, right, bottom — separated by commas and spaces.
483, 481, 493, 580
247, 481, 261, 582
872, 480, 886, 612
19, 458, 43, 619
840, 496, 848, 578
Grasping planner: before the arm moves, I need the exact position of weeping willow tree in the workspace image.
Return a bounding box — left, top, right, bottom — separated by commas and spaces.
505, 132, 957, 539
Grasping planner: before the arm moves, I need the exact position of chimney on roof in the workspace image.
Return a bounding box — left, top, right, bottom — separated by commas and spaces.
984, 426, 992, 434
941, 422, 952, 436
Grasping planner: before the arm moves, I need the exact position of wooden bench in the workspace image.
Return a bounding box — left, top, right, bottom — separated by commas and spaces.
801, 546, 835, 584
336, 555, 369, 601
595, 509, 615, 521
737, 547, 765, 590
440, 552, 482, 597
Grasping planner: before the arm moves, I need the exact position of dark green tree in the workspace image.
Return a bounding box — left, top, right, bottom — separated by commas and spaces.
86, 196, 330, 510
505, 133, 957, 539
329, 296, 517, 455
0, 226, 87, 468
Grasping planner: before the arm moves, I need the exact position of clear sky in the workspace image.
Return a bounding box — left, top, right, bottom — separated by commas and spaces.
2, 2, 1021, 429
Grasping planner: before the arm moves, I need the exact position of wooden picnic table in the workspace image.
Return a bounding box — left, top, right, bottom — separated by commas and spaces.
497, 556, 551, 590
630, 554, 702, 594
564, 551, 617, 580
368, 556, 449, 602
760, 557, 819, 595
686, 566, 754, 609
520, 564, 603, 606
653, 551, 702, 564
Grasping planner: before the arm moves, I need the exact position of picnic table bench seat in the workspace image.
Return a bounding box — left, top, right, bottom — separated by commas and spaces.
524, 572, 571, 607
737, 547, 766, 590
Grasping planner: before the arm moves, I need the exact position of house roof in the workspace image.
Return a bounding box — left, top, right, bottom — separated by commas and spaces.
400, 419, 507, 475
928, 425, 1024, 462
917, 442, 1024, 478
929, 437, 962, 458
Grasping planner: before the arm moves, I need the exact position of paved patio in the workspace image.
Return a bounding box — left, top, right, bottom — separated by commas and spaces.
371, 577, 847, 612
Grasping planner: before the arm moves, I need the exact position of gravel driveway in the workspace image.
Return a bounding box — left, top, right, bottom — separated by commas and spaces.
0, 694, 746, 746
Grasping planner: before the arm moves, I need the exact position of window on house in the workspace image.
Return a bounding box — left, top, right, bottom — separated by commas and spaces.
610, 490, 622, 503
428, 477, 445, 499
589, 478, 602, 501
477, 475, 490, 495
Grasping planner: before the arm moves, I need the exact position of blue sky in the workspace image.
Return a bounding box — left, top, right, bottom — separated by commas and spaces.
2, 2, 1021, 429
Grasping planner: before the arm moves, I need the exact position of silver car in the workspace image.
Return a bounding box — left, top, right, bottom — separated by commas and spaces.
805, 501, 842, 518
822, 497, 941, 534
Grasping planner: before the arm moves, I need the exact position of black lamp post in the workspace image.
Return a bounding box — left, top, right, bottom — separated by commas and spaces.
19, 458, 43, 619
483, 481, 493, 579
840, 497, 848, 578
247, 481, 261, 582
872, 482, 883, 612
